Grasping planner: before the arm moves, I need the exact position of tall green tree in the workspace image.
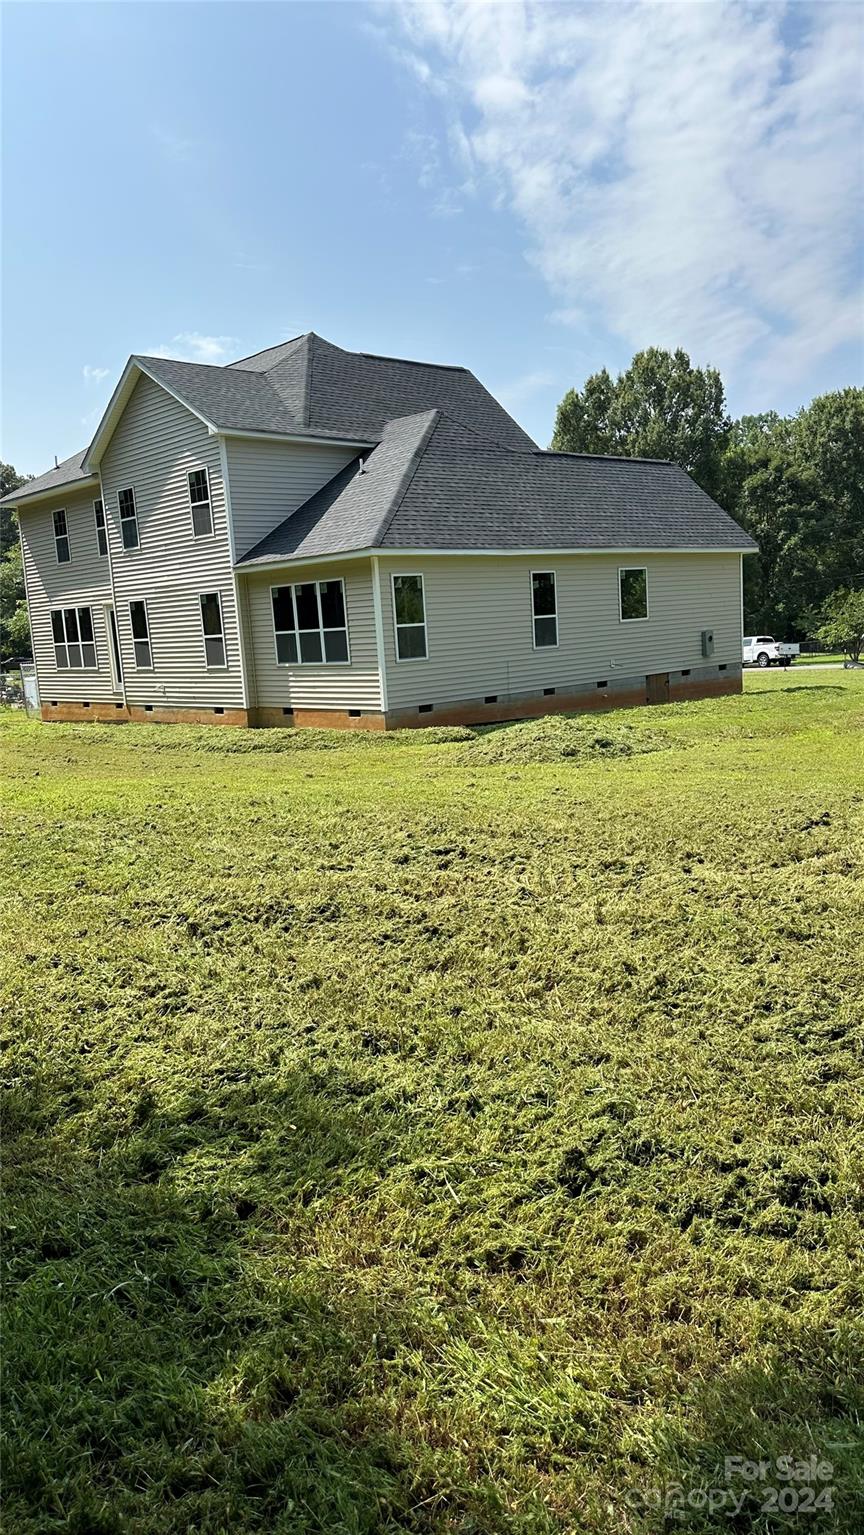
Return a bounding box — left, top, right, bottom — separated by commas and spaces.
0, 463, 32, 659
551, 348, 731, 498
729, 389, 864, 635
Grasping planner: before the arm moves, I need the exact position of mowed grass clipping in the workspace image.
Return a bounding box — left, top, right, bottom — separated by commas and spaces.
1, 671, 863, 1535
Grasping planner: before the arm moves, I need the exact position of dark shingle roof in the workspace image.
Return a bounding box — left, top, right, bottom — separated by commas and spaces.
137, 333, 536, 449
239, 411, 756, 565
1, 448, 96, 507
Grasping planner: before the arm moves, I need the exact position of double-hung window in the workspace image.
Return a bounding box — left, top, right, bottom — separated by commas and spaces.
619, 567, 648, 622
118, 487, 139, 550
51, 607, 97, 669
94, 499, 108, 557
200, 592, 227, 668
188, 468, 213, 538
129, 601, 153, 668
391, 574, 427, 660
531, 571, 558, 648
271, 579, 349, 664
53, 509, 71, 564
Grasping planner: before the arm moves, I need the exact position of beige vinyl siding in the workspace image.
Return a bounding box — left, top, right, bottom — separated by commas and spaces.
242, 560, 381, 710
377, 552, 743, 709
225, 437, 357, 557
100, 374, 245, 709
19, 487, 115, 701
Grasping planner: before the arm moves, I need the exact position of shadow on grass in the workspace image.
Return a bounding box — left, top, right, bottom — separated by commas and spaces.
632, 1326, 864, 1533
2, 1059, 510, 1535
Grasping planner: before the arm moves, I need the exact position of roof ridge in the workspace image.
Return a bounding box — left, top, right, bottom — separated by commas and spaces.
369, 411, 442, 548
227, 333, 306, 369
540, 448, 674, 465
302, 333, 313, 428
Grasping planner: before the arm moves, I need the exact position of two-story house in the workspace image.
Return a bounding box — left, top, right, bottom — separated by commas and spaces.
3, 333, 755, 729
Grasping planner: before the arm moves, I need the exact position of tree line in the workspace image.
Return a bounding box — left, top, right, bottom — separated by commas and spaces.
552, 349, 864, 645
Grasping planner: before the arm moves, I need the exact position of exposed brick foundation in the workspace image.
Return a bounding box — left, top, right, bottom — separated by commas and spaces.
40, 671, 740, 732
384, 671, 741, 729
250, 707, 386, 731
41, 701, 249, 727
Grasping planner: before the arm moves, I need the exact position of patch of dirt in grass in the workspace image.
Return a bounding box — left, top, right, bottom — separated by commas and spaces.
458, 713, 670, 765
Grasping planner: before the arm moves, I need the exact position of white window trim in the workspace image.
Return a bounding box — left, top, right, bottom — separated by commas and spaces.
530, 569, 559, 650
93, 498, 108, 558
50, 605, 99, 670
199, 590, 228, 671
118, 486, 140, 551
53, 508, 71, 565
129, 598, 154, 671
269, 579, 351, 668
618, 566, 650, 623
390, 572, 428, 663
188, 466, 215, 540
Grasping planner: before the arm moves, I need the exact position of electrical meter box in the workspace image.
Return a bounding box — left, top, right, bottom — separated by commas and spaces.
701, 629, 715, 657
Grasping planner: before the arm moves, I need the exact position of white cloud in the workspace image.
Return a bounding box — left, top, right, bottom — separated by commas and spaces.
495, 368, 557, 411
144, 333, 238, 365
383, 1, 863, 397
82, 365, 110, 384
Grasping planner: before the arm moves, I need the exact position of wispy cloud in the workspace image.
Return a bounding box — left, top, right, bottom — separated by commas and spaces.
495, 369, 557, 412
382, 1, 864, 396
82, 365, 110, 384
144, 333, 239, 365
150, 125, 200, 165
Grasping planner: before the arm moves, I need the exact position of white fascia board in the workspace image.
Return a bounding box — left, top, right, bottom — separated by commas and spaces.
235, 544, 752, 572
84, 357, 218, 470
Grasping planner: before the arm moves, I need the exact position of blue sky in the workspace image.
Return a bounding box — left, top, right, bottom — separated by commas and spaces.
3, 1, 862, 475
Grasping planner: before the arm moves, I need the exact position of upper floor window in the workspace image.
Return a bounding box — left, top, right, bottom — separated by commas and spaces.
271, 579, 349, 664
200, 591, 227, 669
188, 468, 214, 538
118, 487, 139, 550
53, 509, 71, 564
531, 571, 558, 648
94, 499, 108, 557
51, 606, 97, 669
129, 600, 153, 669
619, 567, 648, 622
391, 574, 427, 660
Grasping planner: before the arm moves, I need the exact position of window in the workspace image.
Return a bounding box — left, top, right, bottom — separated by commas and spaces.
200, 592, 227, 668
51, 607, 97, 669
392, 574, 427, 660
188, 468, 213, 538
94, 499, 108, 557
619, 567, 648, 622
531, 571, 557, 647
118, 487, 139, 550
271, 579, 349, 665
129, 601, 153, 669
53, 509, 71, 564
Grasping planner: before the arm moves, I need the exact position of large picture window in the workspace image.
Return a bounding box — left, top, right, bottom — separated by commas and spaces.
391, 574, 427, 660
94, 499, 108, 557
188, 468, 213, 538
531, 571, 558, 648
53, 508, 71, 564
129, 600, 153, 669
271, 579, 349, 665
200, 592, 227, 669
619, 567, 648, 622
118, 487, 139, 550
51, 607, 97, 669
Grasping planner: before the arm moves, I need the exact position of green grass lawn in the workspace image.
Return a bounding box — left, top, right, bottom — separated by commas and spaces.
2, 672, 863, 1534
791, 654, 846, 667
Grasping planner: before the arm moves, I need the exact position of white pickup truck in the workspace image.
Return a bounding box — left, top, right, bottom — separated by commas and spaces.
743, 636, 800, 668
